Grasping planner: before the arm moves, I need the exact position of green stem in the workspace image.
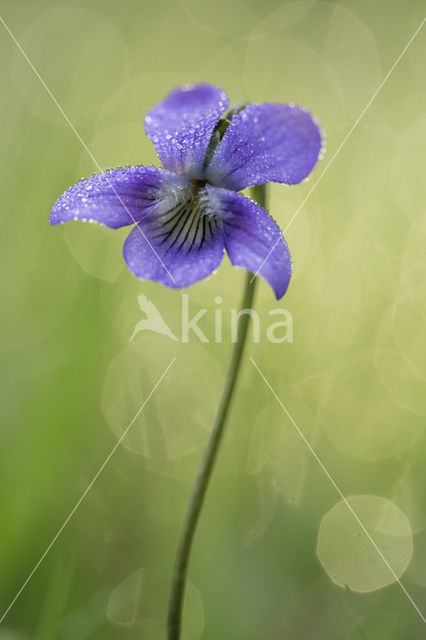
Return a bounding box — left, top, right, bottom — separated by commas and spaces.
167, 184, 266, 640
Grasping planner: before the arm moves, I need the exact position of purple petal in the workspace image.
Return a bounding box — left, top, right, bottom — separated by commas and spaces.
49, 166, 189, 229
205, 103, 323, 191
123, 192, 225, 288
207, 185, 292, 299
145, 83, 228, 179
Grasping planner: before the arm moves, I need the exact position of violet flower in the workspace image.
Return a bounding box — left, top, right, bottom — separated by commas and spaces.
50, 83, 323, 299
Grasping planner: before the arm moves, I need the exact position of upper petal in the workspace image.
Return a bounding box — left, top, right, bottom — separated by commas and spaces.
207, 185, 292, 299
49, 166, 189, 229
123, 187, 225, 289
144, 83, 228, 179
205, 103, 323, 191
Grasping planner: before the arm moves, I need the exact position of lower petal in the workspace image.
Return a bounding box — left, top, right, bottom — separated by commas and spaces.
207, 185, 292, 299
123, 195, 225, 288
50, 166, 189, 229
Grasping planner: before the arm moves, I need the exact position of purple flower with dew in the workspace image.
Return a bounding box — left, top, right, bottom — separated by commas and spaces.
50, 83, 323, 299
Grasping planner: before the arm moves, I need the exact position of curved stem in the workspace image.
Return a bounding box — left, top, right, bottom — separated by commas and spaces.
167, 185, 266, 640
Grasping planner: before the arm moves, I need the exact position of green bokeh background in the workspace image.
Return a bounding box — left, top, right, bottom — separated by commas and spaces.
1, 0, 426, 638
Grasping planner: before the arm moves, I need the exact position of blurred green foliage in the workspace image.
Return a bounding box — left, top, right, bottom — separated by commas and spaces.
1, 0, 426, 638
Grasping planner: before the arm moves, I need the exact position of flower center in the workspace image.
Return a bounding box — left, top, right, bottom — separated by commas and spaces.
153, 181, 220, 254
